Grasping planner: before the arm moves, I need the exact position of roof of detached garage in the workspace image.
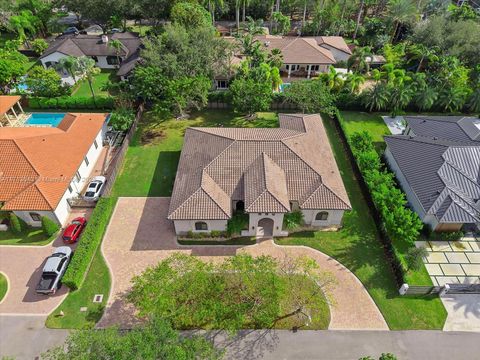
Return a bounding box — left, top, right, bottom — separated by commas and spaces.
168, 114, 351, 220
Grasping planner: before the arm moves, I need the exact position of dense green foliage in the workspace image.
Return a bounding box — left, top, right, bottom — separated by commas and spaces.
283, 211, 304, 231
25, 66, 68, 97
283, 80, 337, 115
41, 216, 59, 237
405, 247, 429, 271
30, 38, 48, 55
171, 2, 212, 30
129, 253, 331, 331
0, 41, 28, 91
43, 317, 222, 360
226, 211, 249, 236
109, 108, 135, 131
62, 198, 116, 290
9, 213, 22, 234
28, 96, 114, 109
349, 130, 423, 247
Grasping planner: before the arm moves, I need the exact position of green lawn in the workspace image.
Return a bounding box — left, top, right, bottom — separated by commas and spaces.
277, 116, 446, 330
46, 249, 111, 329
72, 70, 117, 98
0, 273, 8, 303
339, 111, 390, 152
0, 228, 56, 246
112, 110, 278, 197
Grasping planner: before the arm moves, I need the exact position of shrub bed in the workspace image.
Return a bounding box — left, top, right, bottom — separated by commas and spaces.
62, 197, 116, 290
41, 216, 60, 237
27, 96, 115, 110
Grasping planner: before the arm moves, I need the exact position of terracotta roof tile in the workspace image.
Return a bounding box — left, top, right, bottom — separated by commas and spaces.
0, 96, 21, 116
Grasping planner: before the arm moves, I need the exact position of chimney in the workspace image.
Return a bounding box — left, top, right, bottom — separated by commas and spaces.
101, 34, 109, 43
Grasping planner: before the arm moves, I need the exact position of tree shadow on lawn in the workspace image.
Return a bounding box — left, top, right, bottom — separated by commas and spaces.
147, 150, 180, 197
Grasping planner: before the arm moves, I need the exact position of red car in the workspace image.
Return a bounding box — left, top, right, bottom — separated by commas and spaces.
62, 217, 87, 244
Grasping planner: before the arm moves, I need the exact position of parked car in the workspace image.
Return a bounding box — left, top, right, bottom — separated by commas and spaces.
36, 247, 72, 295
83, 176, 107, 202
62, 217, 87, 244
110, 28, 122, 33
62, 26, 79, 35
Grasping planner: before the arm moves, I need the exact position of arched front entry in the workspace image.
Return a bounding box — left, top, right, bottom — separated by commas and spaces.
257, 218, 274, 237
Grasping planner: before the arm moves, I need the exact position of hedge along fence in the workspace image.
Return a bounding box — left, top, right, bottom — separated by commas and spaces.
62, 197, 116, 290
331, 109, 408, 287
26, 96, 115, 110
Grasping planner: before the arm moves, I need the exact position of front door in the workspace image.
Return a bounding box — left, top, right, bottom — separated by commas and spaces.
257, 218, 274, 237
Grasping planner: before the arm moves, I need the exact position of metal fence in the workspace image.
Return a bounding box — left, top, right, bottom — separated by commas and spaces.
102, 103, 144, 196
401, 283, 480, 296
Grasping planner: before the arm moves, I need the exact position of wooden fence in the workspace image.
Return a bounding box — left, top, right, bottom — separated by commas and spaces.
103, 103, 144, 196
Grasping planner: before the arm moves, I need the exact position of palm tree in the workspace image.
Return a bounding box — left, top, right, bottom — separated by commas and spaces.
347, 46, 372, 74
415, 86, 438, 111
321, 66, 344, 91
9, 10, 38, 44
55, 56, 79, 84
387, 0, 418, 42
388, 84, 413, 117
408, 44, 438, 72
346, 73, 366, 94
438, 87, 468, 112
267, 48, 283, 69
352, 0, 365, 40
235, 0, 241, 31
363, 82, 389, 111
203, 0, 224, 24
242, 0, 251, 22
108, 39, 124, 69
467, 87, 480, 114
76, 57, 101, 106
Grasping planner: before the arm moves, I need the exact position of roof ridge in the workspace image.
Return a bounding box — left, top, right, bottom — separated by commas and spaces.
168, 186, 230, 219
200, 171, 231, 216
446, 192, 480, 221
303, 38, 335, 62
441, 157, 479, 187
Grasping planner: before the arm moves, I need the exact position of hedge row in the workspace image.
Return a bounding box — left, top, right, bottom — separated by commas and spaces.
27, 96, 115, 110
62, 197, 116, 290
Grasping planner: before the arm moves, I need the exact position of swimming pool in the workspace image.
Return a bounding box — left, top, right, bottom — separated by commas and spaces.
25, 113, 66, 127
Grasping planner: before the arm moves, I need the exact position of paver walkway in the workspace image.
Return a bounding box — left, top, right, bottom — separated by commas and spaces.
98, 197, 387, 330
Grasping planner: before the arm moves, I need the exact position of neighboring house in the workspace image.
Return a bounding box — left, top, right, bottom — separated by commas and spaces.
39, 32, 142, 84
312, 36, 352, 63
384, 116, 480, 232
168, 114, 351, 237
0, 113, 109, 227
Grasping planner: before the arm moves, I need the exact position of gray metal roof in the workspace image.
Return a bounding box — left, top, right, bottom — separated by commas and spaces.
404, 116, 480, 144
385, 134, 480, 224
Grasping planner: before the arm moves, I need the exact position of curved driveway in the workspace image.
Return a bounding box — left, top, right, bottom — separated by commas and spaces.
99, 197, 387, 330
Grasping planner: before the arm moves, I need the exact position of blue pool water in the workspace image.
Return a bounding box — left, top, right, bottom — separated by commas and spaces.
279, 83, 291, 92
25, 113, 66, 127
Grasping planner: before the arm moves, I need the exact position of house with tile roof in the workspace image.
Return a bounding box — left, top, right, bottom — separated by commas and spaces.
39, 32, 142, 84
0, 113, 108, 227
168, 114, 351, 237
384, 116, 480, 232
312, 36, 352, 63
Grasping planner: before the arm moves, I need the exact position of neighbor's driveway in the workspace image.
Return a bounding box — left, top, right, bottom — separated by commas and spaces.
0, 210, 91, 315
98, 197, 387, 330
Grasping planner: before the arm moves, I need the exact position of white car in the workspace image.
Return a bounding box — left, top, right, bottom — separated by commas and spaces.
83, 176, 106, 201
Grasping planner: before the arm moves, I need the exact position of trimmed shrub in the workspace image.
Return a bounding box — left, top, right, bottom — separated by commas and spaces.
27, 96, 115, 110
226, 211, 249, 236
41, 216, 60, 237
62, 197, 116, 290
283, 210, 304, 230
9, 213, 22, 234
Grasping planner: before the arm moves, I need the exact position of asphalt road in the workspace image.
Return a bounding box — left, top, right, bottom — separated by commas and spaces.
2, 316, 480, 360
0, 315, 69, 360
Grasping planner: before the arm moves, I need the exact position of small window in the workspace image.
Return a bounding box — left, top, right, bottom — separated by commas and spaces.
106, 56, 120, 65
217, 80, 228, 89
286, 64, 290, 70
195, 222, 208, 231
94, 139, 98, 149
310, 65, 320, 71
315, 211, 329, 221
30, 212, 41, 222
84, 156, 89, 166
68, 185, 73, 193
75, 171, 81, 183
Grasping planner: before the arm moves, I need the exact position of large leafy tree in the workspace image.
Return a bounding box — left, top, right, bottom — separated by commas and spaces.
230, 77, 272, 116
42, 316, 222, 360
25, 66, 66, 97
0, 44, 28, 92
171, 2, 212, 30
283, 79, 337, 115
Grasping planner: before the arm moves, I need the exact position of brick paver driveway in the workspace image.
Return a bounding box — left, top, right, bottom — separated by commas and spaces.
99, 197, 387, 330
0, 210, 90, 315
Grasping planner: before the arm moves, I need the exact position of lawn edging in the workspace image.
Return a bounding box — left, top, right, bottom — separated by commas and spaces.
0, 271, 9, 304
62, 197, 117, 290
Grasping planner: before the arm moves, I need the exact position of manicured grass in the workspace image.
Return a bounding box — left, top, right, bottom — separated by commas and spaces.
112, 110, 278, 197
339, 111, 389, 152
46, 249, 111, 329
277, 116, 447, 330
0, 273, 8, 303
72, 70, 116, 98
128, 24, 153, 36
0, 228, 56, 246
177, 237, 256, 246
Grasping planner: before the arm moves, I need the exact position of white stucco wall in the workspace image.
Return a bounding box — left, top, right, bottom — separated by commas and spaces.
13, 210, 58, 227
302, 209, 345, 227
173, 220, 228, 235
280, 64, 329, 78
319, 44, 350, 63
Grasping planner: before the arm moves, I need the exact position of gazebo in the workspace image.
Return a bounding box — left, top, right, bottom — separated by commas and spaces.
0, 96, 27, 127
